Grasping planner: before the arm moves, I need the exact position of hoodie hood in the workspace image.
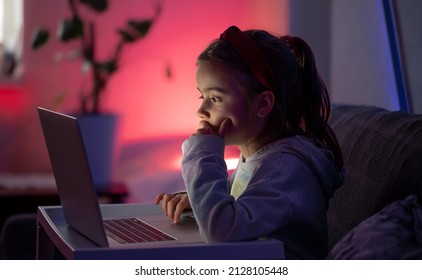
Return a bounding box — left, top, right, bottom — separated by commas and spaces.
244, 135, 345, 205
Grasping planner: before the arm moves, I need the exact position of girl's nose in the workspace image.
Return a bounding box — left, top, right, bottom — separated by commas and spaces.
196, 102, 210, 119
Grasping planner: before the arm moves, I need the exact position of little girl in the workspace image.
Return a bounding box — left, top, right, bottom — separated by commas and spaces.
155, 26, 344, 259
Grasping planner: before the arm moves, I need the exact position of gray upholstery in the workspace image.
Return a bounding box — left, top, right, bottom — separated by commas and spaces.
327, 105, 422, 250
327, 194, 422, 259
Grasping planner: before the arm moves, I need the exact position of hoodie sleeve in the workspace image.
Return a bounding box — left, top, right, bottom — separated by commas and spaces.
182, 135, 302, 243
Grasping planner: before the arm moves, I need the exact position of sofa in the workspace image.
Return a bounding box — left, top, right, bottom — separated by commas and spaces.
326, 105, 422, 259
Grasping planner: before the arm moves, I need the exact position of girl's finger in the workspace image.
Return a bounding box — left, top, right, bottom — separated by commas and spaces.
161, 193, 175, 215
173, 195, 191, 224
154, 193, 165, 205
166, 195, 182, 220
218, 118, 232, 138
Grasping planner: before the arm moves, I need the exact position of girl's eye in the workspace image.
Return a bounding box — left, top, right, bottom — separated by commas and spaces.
210, 96, 222, 103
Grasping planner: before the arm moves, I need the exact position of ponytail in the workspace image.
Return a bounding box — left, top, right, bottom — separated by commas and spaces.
282, 36, 344, 170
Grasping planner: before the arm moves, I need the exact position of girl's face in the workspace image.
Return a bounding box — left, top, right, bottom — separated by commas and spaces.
195, 60, 264, 149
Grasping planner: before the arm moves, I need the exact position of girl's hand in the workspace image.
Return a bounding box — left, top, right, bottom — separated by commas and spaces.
154, 192, 191, 224
194, 118, 231, 139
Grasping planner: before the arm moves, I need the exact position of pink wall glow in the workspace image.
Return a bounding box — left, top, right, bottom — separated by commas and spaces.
6, 0, 288, 172
0, 86, 27, 116
103, 0, 290, 141
0, 85, 28, 171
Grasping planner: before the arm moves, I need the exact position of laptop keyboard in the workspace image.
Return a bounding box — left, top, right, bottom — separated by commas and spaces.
104, 218, 176, 244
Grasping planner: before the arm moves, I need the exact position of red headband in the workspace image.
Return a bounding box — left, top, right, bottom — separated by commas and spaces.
220, 26, 276, 93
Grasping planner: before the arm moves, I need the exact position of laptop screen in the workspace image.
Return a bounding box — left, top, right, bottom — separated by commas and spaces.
38, 107, 109, 246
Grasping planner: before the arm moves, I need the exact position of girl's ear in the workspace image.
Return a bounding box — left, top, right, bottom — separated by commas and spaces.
254, 90, 275, 118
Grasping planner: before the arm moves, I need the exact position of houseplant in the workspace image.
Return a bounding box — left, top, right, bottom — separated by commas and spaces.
31, 0, 162, 114
31, 0, 162, 188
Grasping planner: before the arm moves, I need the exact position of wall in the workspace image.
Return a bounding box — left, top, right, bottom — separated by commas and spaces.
1, 0, 289, 173
290, 0, 402, 111
329, 0, 399, 110
394, 0, 422, 113
289, 0, 332, 90
6, 0, 419, 174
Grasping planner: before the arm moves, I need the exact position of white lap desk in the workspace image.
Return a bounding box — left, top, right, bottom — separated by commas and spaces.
36, 204, 285, 260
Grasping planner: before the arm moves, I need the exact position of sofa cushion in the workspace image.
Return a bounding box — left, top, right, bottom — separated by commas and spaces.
327, 195, 422, 259
327, 105, 422, 250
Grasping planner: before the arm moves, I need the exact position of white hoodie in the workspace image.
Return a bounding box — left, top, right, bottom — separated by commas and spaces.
181, 134, 344, 259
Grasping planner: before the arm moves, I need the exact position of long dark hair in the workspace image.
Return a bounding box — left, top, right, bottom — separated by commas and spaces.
198, 28, 343, 170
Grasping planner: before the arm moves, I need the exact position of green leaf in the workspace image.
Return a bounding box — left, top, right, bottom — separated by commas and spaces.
118, 29, 136, 43
79, 0, 108, 13
57, 16, 84, 42
165, 63, 173, 79
118, 20, 153, 43
127, 20, 153, 39
31, 28, 50, 50
52, 89, 68, 108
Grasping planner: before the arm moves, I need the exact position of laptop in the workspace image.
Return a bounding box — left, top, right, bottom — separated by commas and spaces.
37, 107, 203, 248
